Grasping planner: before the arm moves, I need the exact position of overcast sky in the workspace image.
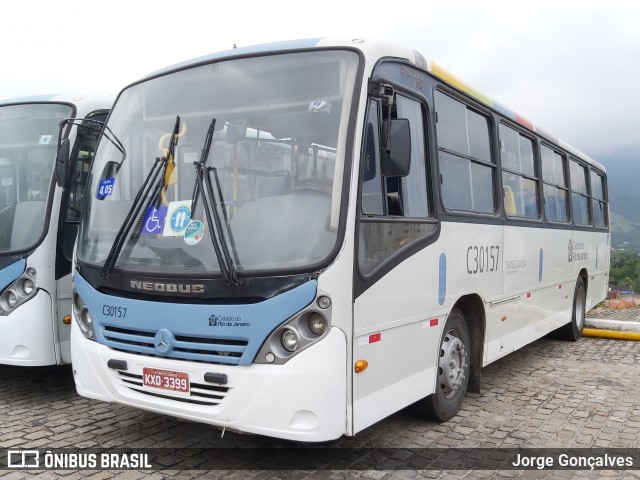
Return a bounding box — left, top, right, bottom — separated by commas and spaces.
1, 0, 638, 160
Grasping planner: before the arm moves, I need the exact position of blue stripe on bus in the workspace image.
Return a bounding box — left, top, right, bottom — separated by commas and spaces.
438, 253, 446, 305
0, 259, 25, 292
73, 272, 317, 366
539, 248, 543, 282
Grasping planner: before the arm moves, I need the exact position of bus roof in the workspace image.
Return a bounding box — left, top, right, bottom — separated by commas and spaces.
0, 94, 61, 104
145, 37, 603, 172
0, 93, 114, 107
0, 94, 114, 118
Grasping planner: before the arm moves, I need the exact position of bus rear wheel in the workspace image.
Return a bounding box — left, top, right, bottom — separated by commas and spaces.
558, 277, 586, 341
420, 308, 470, 422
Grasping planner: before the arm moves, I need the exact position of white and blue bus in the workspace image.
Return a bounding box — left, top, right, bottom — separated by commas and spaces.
70, 39, 609, 441
0, 94, 112, 366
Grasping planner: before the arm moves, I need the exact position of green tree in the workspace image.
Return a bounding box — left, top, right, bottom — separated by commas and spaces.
610, 251, 640, 292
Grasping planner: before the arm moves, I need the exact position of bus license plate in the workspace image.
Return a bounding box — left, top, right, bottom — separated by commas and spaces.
142, 367, 190, 395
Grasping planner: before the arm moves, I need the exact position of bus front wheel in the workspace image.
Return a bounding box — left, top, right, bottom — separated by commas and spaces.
558, 277, 586, 342
421, 307, 470, 422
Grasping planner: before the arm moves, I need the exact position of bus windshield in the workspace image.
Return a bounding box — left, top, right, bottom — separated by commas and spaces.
78, 50, 359, 276
0, 103, 73, 254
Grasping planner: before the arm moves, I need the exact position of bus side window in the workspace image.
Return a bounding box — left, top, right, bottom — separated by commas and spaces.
435, 91, 495, 214
361, 109, 384, 215
541, 145, 569, 223
591, 170, 607, 228
499, 124, 539, 219
60, 121, 102, 265
358, 95, 432, 274
66, 144, 94, 221
569, 158, 590, 226
394, 95, 429, 217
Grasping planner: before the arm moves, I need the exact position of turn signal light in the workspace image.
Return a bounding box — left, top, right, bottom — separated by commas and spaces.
354, 360, 368, 373
63, 315, 72, 325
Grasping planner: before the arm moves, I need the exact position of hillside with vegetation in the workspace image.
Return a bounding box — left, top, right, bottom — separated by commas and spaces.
610, 250, 640, 292
602, 148, 640, 252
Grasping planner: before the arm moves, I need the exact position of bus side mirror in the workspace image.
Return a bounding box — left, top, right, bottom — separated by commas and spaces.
101, 160, 120, 179
381, 118, 411, 177
55, 138, 71, 187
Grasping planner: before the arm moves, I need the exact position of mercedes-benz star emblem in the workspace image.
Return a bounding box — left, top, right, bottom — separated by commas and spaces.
153, 328, 175, 354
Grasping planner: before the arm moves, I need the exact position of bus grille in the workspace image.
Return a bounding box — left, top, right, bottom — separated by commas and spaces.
102, 325, 248, 365
114, 371, 230, 406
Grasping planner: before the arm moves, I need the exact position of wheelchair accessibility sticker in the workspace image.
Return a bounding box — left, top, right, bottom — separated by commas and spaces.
141, 206, 168, 235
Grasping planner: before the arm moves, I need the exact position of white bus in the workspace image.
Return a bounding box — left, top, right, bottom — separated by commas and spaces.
70, 38, 609, 441
0, 94, 112, 366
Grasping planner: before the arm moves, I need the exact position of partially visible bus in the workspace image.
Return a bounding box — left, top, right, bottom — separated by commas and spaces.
0, 94, 112, 366
70, 38, 609, 441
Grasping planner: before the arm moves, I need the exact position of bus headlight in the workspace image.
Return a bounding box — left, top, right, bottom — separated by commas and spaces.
20, 278, 35, 296
73, 291, 95, 340
255, 292, 332, 365
0, 266, 38, 315
308, 312, 327, 336
6, 290, 18, 308
281, 328, 299, 352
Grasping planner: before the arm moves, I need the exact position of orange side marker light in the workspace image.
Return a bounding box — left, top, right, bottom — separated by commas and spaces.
354, 360, 368, 373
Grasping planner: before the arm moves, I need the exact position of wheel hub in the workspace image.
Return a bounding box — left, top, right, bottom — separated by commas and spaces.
439, 329, 467, 399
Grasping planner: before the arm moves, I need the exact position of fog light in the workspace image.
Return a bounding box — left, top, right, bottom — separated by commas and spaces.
308, 313, 327, 336
281, 329, 298, 352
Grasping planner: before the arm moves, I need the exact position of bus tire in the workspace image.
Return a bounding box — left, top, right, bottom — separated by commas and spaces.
558, 277, 586, 341
423, 307, 470, 422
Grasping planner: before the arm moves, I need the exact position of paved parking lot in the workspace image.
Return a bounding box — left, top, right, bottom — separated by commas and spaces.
1, 334, 640, 479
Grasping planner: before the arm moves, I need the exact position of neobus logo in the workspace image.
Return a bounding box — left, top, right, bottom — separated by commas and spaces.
130, 280, 205, 294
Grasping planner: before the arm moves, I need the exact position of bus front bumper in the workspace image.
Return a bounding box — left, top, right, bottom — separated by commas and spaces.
71, 321, 347, 442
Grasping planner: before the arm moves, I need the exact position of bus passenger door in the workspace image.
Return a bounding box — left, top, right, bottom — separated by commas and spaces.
55, 112, 108, 363
353, 90, 440, 434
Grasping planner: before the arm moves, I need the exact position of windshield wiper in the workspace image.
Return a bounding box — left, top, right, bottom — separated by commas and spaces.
101, 115, 181, 279
191, 117, 242, 287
